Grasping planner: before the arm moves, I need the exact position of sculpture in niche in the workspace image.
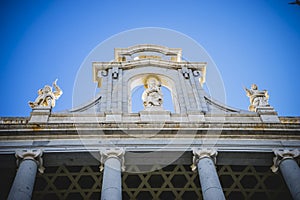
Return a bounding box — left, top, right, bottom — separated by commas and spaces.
142, 76, 163, 108
29, 79, 63, 108
244, 84, 269, 112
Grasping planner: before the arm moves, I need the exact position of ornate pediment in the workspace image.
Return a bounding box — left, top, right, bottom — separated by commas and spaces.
64, 44, 279, 123
93, 44, 206, 88
114, 44, 182, 62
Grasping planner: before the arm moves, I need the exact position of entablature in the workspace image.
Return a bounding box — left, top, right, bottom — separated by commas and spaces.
0, 151, 277, 168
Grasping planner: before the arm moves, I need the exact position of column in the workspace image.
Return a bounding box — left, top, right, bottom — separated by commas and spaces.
8, 149, 44, 200
192, 148, 225, 200
100, 148, 125, 200
271, 149, 300, 200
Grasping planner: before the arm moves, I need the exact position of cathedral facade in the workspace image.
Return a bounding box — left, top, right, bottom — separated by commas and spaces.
1, 45, 300, 200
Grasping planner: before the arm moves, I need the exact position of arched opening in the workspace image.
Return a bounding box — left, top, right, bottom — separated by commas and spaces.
131, 85, 175, 113
128, 73, 179, 114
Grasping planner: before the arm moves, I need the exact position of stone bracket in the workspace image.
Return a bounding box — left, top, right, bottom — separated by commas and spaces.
191, 148, 218, 171
193, 70, 202, 77
95, 69, 108, 87
100, 148, 125, 172
193, 70, 205, 86
271, 149, 300, 173
15, 149, 44, 174
112, 66, 119, 79
182, 66, 190, 79
98, 69, 108, 77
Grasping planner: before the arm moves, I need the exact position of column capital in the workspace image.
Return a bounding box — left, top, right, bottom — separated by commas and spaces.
271, 149, 300, 173
191, 148, 218, 171
100, 148, 125, 172
15, 149, 44, 173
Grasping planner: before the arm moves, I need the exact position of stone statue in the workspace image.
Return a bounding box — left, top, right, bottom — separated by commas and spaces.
29, 79, 63, 108
142, 77, 163, 108
244, 84, 269, 112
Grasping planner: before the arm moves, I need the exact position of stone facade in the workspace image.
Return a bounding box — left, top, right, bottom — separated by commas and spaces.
0, 44, 299, 200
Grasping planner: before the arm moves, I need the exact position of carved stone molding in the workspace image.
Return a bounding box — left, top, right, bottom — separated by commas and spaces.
181, 66, 190, 79
15, 149, 44, 173
191, 148, 218, 171
99, 70, 108, 77
99, 148, 125, 172
271, 149, 300, 173
112, 67, 119, 79
193, 70, 202, 77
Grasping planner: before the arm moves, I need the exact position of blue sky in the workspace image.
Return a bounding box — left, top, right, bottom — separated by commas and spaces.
1, 0, 299, 116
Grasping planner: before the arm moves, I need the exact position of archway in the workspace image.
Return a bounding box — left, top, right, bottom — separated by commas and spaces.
131, 85, 175, 113
128, 72, 180, 114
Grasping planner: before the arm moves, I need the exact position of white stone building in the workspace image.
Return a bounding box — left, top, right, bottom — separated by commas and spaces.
1, 44, 299, 200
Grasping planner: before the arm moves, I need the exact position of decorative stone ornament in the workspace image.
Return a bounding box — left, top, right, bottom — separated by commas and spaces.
99, 148, 125, 172
182, 66, 190, 79
191, 148, 218, 171
92, 44, 206, 114
112, 66, 119, 79
271, 149, 300, 173
15, 149, 44, 173
28, 79, 63, 109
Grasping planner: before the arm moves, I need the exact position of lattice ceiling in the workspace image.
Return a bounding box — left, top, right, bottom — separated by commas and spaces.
28, 164, 293, 200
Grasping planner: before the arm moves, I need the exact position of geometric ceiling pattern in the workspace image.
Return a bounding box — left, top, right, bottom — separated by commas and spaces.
219, 165, 292, 200
31, 164, 292, 200
33, 165, 102, 200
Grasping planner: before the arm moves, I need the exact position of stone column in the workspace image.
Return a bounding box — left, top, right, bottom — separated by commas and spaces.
271, 149, 300, 200
100, 148, 125, 200
192, 148, 225, 200
8, 149, 44, 200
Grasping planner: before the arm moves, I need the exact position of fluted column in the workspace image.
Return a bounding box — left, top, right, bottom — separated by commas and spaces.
192, 148, 225, 200
100, 148, 125, 200
271, 149, 300, 200
8, 149, 44, 200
